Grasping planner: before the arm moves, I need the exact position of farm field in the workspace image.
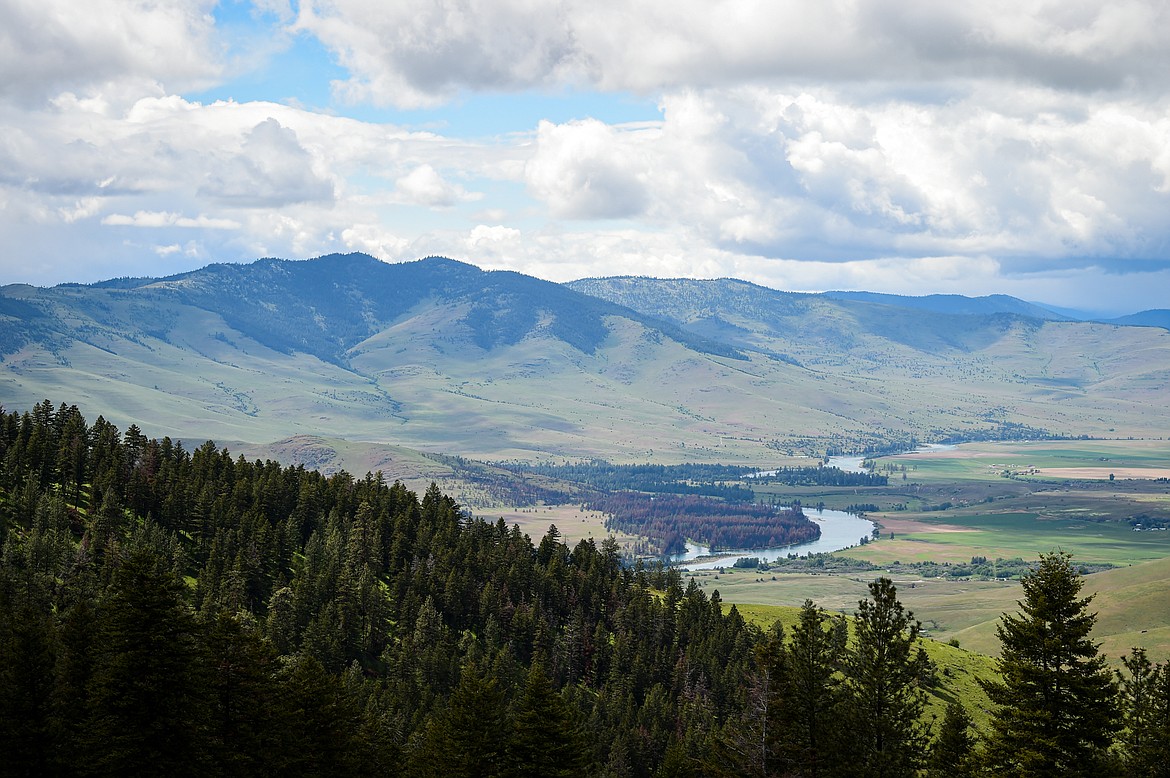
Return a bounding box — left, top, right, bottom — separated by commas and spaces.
697, 554, 1170, 662
848, 511, 1170, 567
710, 439, 1170, 663
477, 503, 643, 548
881, 439, 1170, 482
688, 567, 1019, 648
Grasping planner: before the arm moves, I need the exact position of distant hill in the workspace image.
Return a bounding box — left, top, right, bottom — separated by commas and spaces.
1107, 309, 1170, 330
821, 290, 1073, 321
4, 255, 1170, 463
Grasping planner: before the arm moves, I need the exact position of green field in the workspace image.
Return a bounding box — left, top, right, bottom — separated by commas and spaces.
710, 439, 1170, 666
850, 511, 1170, 567
881, 439, 1170, 483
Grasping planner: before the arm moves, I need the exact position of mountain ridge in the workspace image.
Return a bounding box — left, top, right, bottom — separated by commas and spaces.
4, 254, 1170, 463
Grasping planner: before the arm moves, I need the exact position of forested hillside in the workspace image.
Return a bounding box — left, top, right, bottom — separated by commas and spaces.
2, 400, 1168, 776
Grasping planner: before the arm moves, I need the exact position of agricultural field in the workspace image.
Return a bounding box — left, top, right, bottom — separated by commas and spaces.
477, 503, 643, 548
710, 439, 1170, 663
880, 439, 1170, 483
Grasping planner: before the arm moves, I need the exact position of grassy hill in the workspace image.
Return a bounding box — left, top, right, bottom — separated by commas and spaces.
704, 553, 1170, 663
5, 254, 1170, 463
728, 601, 999, 729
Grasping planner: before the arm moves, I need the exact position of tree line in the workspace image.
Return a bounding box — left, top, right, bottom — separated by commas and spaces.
1, 400, 1169, 776
498, 460, 758, 502
586, 492, 820, 555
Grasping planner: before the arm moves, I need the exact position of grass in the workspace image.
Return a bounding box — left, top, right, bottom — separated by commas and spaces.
726, 601, 999, 730
848, 511, 1170, 567
476, 503, 644, 549
881, 439, 1170, 482
7, 289, 1170, 466
703, 545, 1170, 663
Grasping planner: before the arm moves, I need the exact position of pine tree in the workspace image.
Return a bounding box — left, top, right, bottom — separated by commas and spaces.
1115, 648, 1170, 777
504, 660, 588, 777
778, 599, 847, 777
0, 584, 59, 776
413, 660, 510, 778
203, 612, 284, 776
82, 546, 211, 776
981, 552, 1120, 775
925, 702, 975, 777
841, 577, 933, 778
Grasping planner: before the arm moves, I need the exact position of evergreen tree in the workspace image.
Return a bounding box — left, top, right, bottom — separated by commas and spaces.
778, 599, 847, 777
82, 546, 211, 777
1115, 648, 1170, 776
925, 702, 975, 777
203, 612, 285, 776
505, 660, 588, 777
272, 653, 363, 775
413, 660, 510, 777
0, 585, 59, 776
981, 552, 1120, 775
841, 577, 932, 778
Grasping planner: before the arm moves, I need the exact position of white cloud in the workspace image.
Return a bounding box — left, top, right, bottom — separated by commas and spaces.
297, 0, 585, 108
393, 164, 479, 208
339, 223, 410, 259
101, 210, 241, 229
525, 119, 651, 219
0, 0, 220, 105
2, 0, 1169, 316
297, 0, 1170, 106
199, 117, 335, 207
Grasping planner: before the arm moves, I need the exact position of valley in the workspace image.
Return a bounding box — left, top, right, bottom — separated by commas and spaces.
4, 254, 1170, 465
4, 255, 1169, 660
4, 254, 1170, 773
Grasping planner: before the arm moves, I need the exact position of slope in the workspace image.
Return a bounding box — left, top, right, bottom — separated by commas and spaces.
3, 255, 1170, 464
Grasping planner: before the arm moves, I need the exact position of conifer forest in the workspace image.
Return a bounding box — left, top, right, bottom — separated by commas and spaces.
2, 400, 1169, 776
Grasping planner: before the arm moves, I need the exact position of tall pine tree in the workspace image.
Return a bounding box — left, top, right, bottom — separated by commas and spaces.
841, 577, 932, 778
981, 552, 1119, 775
82, 545, 210, 776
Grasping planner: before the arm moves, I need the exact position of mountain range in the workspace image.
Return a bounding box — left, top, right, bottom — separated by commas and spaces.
3, 253, 1169, 468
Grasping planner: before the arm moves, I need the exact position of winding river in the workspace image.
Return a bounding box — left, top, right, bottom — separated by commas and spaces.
664, 446, 956, 570
666, 507, 875, 571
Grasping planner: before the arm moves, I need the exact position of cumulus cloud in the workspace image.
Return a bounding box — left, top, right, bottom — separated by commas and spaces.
199, 117, 334, 207
101, 211, 241, 229
297, 0, 584, 108
3, 0, 1169, 315
297, 0, 1170, 106
0, 0, 220, 105
0, 91, 504, 283
525, 119, 651, 219
393, 164, 479, 208
518, 86, 1170, 270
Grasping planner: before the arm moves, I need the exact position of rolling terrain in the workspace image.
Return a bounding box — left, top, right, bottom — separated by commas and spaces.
4, 254, 1170, 472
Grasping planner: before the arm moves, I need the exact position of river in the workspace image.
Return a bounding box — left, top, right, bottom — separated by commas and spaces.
667, 445, 956, 570
666, 507, 876, 571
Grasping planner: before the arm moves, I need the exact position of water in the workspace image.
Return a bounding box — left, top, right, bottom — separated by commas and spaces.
672, 445, 957, 570
829, 444, 956, 473
667, 508, 876, 571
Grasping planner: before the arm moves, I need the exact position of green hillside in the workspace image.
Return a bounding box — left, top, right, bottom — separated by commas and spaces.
4, 255, 1170, 464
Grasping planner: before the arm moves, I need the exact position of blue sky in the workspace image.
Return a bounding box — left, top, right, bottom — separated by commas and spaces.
3, 0, 1170, 315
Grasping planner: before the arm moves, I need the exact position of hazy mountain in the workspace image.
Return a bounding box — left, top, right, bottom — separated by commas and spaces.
4, 255, 1170, 464
47, 253, 738, 364
821, 290, 1073, 321
567, 276, 1066, 356
1107, 310, 1170, 330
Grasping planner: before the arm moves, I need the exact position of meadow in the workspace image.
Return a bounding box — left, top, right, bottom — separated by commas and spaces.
708, 439, 1170, 662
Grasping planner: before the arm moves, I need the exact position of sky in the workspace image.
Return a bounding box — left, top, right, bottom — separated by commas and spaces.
3, 1, 1170, 315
